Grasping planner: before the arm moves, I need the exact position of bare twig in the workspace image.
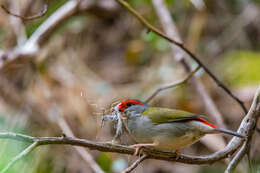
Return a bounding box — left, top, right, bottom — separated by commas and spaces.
224, 142, 248, 173
0, 141, 38, 173
0, 0, 117, 69
1, 85, 259, 171
0, 0, 82, 68
1, 4, 48, 21
225, 93, 260, 173
151, 0, 227, 130
145, 66, 200, 103
0, 131, 241, 164
57, 117, 105, 173
115, 0, 247, 114
122, 154, 148, 173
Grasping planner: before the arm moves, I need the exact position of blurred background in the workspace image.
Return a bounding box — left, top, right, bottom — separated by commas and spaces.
0, 0, 259, 172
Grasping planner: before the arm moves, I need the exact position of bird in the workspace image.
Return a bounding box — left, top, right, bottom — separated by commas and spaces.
115, 99, 245, 156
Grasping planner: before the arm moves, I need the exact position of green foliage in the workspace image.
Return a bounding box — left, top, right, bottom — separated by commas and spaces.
0, 28, 7, 48
221, 51, 260, 87
128, 0, 150, 7
142, 31, 170, 51
57, 16, 88, 33
165, 0, 175, 6
0, 115, 36, 173
199, 165, 225, 173
96, 153, 112, 172
26, 0, 68, 37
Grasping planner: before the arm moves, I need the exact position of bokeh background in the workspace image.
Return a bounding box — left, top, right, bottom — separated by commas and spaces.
0, 0, 260, 172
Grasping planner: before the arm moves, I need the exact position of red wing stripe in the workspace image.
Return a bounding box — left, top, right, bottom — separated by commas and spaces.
196, 118, 219, 128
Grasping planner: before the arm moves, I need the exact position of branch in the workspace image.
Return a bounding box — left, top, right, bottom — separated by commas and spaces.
225, 142, 248, 173
115, 0, 247, 114
225, 90, 260, 173
144, 66, 200, 103
1, 4, 47, 21
57, 116, 105, 173
151, 0, 227, 131
122, 154, 148, 173
0, 0, 117, 69
1, 85, 259, 172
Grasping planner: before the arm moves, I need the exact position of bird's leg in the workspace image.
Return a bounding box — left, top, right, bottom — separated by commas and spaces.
175, 149, 181, 160
130, 143, 157, 156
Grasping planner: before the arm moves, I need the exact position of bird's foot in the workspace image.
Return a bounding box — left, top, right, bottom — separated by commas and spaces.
175, 149, 181, 160
130, 143, 157, 156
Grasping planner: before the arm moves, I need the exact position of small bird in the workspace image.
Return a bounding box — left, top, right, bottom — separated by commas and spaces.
115, 99, 245, 155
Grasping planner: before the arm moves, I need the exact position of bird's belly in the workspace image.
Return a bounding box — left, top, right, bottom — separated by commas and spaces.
153, 131, 204, 150
128, 119, 205, 150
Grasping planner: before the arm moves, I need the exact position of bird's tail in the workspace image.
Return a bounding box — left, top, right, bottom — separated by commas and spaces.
216, 128, 245, 138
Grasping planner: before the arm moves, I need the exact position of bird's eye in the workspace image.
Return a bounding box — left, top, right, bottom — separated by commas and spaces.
126, 102, 133, 107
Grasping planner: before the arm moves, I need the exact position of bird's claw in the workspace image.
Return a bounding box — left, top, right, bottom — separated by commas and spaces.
130, 144, 143, 156
175, 149, 181, 160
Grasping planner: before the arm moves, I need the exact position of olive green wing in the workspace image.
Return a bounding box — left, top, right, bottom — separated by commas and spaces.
141, 107, 200, 124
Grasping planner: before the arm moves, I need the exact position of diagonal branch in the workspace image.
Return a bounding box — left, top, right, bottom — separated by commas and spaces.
145, 66, 200, 103
225, 91, 260, 173
57, 116, 105, 173
115, 0, 247, 114
122, 154, 148, 173
151, 0, 227, 130
224, 142, 248, 173
0, 0, 118, 69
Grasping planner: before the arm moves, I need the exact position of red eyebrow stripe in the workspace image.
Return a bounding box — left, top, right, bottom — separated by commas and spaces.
195, 118, 219, 128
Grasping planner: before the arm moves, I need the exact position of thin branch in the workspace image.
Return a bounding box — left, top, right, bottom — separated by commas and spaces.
224, 142, 248, 173
0, 131, 240, 164
115, 0, 247, 114
1, 4, 48, 21
0, 141, 38, 173
122, 154, 148, 173
224, 87, 260, 173
57, 117, 105, 173
145, 66, 200, 103
0, 86, 259, 171
151, 0, 227, 130
0, 0, 117, 69
0, 0, 81, 68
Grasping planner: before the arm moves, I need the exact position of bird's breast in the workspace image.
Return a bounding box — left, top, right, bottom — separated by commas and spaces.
127, 117, 206, 150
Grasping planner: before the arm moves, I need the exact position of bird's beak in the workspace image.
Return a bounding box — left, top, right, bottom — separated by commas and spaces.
114, 104, 120, 113
114, 104, 127, 120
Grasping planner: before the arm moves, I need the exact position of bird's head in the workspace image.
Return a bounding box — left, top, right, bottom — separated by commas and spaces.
117, 99, 145, 112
